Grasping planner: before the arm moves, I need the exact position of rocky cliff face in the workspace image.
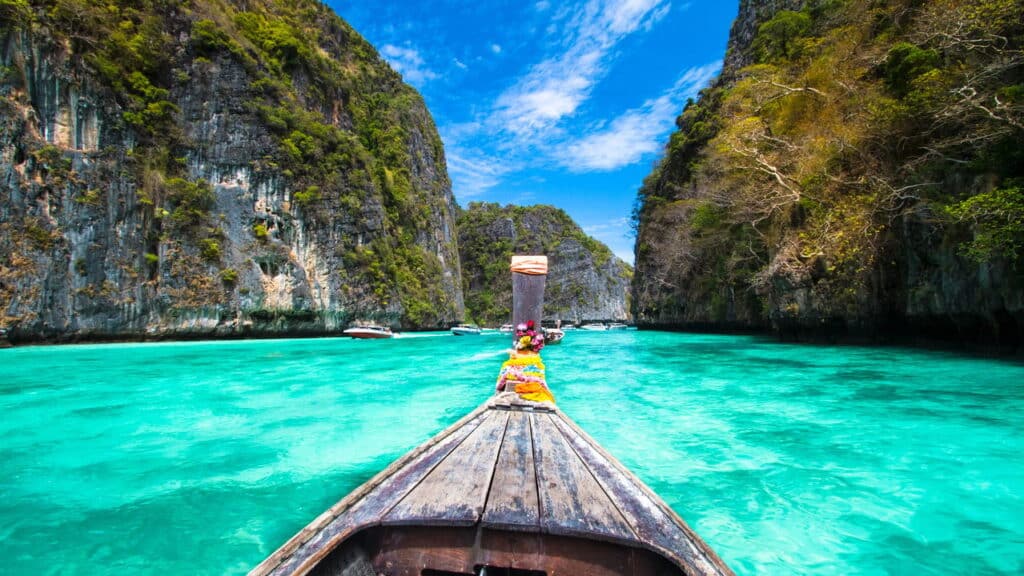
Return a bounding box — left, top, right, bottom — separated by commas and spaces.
0, 0, 463, 342
722, 0, 803, 75
458, 203, 631, 325
632, 0, 1024, 349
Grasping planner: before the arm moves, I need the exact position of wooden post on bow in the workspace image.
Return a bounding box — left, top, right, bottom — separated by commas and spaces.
511, 255, 547, 337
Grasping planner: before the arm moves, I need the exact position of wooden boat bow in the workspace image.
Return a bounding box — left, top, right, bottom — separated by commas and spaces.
250, 256, 732, 575
250, 393, 733, 576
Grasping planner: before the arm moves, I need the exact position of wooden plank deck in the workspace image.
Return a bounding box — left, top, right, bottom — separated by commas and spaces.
480, 410, 540, 531
532, 412, 636, 542
384, 409, 509, 526
252, 393, 731, 576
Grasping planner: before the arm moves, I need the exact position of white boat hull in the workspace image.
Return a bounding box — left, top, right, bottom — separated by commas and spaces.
343, 328, 394, 339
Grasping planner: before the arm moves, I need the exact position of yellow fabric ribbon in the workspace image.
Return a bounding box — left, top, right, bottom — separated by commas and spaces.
502, 355, 545, 368
514, 382, 555, 404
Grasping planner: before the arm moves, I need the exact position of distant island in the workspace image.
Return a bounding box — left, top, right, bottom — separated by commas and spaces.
458, 202, 631, 326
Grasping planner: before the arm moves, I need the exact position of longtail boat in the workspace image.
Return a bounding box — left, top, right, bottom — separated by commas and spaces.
250, 256, 733, 576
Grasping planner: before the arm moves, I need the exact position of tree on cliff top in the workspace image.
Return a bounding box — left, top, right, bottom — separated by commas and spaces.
632, 0, 1023, 330
1, 0, 461, 335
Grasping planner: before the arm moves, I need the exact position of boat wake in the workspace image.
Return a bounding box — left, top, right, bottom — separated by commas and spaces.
457, 349, 509, 363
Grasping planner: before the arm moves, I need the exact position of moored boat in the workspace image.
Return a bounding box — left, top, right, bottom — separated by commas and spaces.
580, 322, 608, 331
543, 327, 565, 344
498, 323, 514, 333
342, 325, 394, 339
608, 322, 629, 330
451, 323, 482, 336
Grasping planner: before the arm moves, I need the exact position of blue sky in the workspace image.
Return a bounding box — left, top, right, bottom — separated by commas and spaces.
329, 0, 740, 264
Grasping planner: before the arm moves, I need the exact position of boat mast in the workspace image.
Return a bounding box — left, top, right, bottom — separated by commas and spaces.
510, 255, 547, 334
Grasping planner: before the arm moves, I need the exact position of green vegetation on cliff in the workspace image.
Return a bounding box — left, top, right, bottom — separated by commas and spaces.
633, 0, 1023, 341
1, 0, 461, 336
458, 202, 630, 325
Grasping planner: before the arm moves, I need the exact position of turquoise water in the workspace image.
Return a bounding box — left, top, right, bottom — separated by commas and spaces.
0, 331, 1022, 575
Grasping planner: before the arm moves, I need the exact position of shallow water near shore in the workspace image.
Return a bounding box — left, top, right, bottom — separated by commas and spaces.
1, 331, 1022, 575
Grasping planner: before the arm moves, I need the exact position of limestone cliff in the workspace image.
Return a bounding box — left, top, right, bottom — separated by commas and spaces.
458, 203, 631, 325
632, 0, 1024, 349
722, 0, 803, 75
0, 0, 464, 342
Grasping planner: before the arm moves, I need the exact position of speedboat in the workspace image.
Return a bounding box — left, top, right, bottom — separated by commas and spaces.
607, 323, 629, 330
451, 324, 482, 336
498, 323, 514, 333
543, 327, 565, 344
342, 325, 394, 339
579, 323, 608, 331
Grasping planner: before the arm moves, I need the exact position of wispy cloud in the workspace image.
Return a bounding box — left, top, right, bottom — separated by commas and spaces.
584, 217, 630, 235
584, 217, 634, 264
445, 149, 518, 198
380, 44, 438, 86
557, 62, 721, 171
432, 1, 718, 201
493, 0, 671, 137
490, 43, 503, 54
453, 57, 468, 70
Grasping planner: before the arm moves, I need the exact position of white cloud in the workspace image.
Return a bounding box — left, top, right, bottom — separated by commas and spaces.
605, 0, 670, 34
584, 217, 635, 264
490, 43, 503, 54
642, 2, 672, 32
453, 57, 468, 70
557, 62, 721, 171
445, 149, 518, 200
535, 1, 551, 11
380, 44, 438, 86
442, 122, 483, 140
584, 217, 630, 235
492, 0, 672, 138
437, 1, 714, 200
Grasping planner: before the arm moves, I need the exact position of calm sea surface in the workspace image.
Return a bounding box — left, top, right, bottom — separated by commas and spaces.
0, 331, 1022, 575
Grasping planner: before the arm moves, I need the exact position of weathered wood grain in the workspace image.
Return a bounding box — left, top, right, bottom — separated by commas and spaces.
373, 526, 478, 576
551, 413, 735, 576
477, 528, 678, 576
481, 410, 540, 531
512, 271, 545, 328
531, 413, 636, 542
258, 409, 489, 576
253, 400, 734, 576
384, 410, 510, 526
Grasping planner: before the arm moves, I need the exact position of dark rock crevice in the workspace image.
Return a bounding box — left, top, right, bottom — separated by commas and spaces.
0, 1, 464, 343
